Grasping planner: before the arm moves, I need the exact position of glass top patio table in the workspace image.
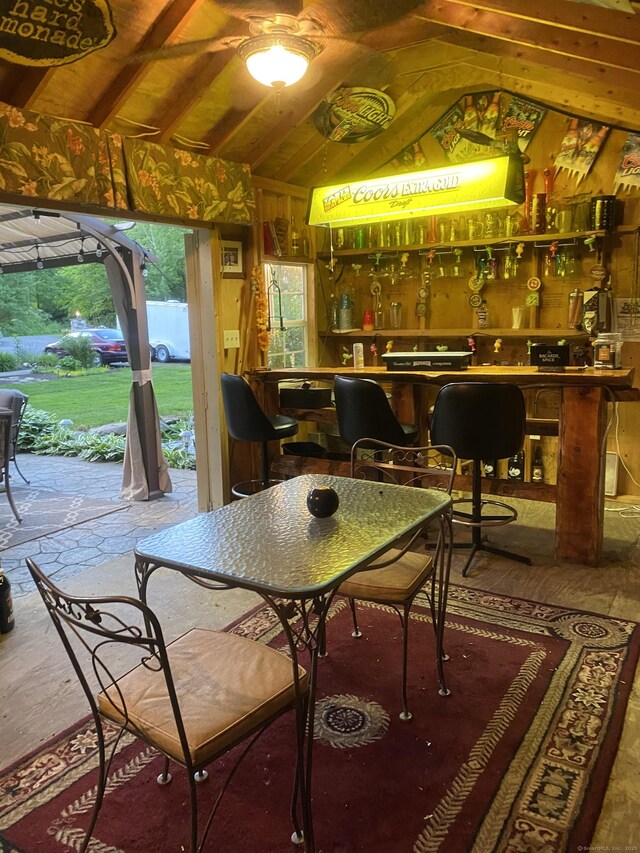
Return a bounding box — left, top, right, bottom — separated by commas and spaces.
135, 474, 451, 597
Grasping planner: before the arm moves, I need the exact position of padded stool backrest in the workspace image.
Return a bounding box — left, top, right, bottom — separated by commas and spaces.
334, 375, 409, 447
220, 373, 279, 443
430, 382, 525, 461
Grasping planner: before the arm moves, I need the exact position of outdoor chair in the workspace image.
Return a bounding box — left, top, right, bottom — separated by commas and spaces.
26, 558, 309, 853
0, 389, 29, 484
331, 439, 456, 720
0, 409, 21, 522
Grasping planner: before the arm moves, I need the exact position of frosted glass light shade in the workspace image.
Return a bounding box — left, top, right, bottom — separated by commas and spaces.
239, 36, 318, 88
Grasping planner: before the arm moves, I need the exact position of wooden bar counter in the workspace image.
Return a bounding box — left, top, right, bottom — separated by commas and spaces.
248, 365, 638, 566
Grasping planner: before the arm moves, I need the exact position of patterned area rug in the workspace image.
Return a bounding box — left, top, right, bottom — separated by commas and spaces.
0, 587, 637, 852
0, 487, 126, 549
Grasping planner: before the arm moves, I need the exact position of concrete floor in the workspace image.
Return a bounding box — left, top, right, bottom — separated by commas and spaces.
1, 454, 639, 847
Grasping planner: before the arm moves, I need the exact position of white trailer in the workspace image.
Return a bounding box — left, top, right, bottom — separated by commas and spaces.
145, 300, 190, 363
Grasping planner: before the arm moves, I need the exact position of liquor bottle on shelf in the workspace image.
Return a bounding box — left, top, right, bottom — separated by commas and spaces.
483, 459, 497, 478
290, 215, 300, 256
532, 445, 544, 482
507, 450, 525, 481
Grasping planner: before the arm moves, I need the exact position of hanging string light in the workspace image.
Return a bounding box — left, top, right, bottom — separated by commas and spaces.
35, 243, 44, 270
76, 237, 85, 263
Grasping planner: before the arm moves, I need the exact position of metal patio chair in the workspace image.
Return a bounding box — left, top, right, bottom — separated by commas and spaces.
331, 439, 455, 720
26, 557, 309, 853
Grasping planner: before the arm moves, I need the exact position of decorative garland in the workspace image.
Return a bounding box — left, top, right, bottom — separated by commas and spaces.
252, 264, 271, 352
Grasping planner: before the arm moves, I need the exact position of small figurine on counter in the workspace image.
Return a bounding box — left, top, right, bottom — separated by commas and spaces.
413, 343, 419, 352
386, 340, 394, 354
370, 341, 378, 365
341, 346, 353, 366
516, 242, 525, 259
557, 338, 567, 346
436, 344, 449, 352
526, 339, 533, 355
494, 338, 502, 354
467, 336, 476, 354
584, 234, 597, 252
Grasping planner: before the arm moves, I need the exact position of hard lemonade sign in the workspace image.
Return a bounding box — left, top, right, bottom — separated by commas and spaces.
308, 156, 524, 226
0, 0, 115, 66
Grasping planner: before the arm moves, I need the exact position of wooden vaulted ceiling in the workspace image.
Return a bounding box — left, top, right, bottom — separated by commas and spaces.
2, 0, 640, 191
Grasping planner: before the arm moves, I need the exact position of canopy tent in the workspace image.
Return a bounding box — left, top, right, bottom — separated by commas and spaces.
0, 205, 172, 501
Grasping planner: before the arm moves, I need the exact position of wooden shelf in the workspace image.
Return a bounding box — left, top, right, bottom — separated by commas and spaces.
320, 328, 589, 339
316, 229, 606, 258
472, 328, 589, 338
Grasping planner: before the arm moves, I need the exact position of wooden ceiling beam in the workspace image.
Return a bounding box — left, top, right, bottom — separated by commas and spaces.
88, 0, 208, 129
439, 28, 640, 105
0, 68, 54, 109
206, 94, 271, 153
410, 1, 640, 74
157, 49, 243, 144
460, 53, 640, 128
441, 0, 640, 45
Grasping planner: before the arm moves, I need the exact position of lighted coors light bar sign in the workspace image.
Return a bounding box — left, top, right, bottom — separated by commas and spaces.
307, 154, 525, 226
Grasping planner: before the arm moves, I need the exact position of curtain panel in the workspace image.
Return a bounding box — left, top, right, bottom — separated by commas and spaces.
0, 102, 255, 225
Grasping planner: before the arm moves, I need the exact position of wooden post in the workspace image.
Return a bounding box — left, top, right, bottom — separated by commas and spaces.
555, 386, 607, 564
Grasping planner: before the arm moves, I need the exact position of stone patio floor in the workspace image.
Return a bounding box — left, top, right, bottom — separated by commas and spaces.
1, 453, 198, 597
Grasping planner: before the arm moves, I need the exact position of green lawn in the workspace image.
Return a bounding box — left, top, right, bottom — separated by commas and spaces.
0, 365, 194, 427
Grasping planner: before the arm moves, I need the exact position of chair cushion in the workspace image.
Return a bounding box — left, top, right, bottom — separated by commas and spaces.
338, 548, 433, 603
98, 628, 308, 767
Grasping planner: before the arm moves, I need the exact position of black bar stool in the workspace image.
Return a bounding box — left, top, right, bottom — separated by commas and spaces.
220, 373, 298, 498
333, 375, 419, 447
429, 382, 532, 577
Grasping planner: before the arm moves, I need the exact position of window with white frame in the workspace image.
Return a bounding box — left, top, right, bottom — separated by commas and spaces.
265, 263, 308, 368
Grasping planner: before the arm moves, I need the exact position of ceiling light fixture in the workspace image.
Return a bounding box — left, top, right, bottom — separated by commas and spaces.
238, 34, 319, 89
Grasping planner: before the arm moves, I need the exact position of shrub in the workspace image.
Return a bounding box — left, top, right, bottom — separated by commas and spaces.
162, 445, 196, 470
18, 408, 59, 451
32, 353, 62, 372
0, 351, 18, 372
59, 355, 82, 372
79, 432, 126, 463
20, 406, 194, 469
63, 335, 96, 369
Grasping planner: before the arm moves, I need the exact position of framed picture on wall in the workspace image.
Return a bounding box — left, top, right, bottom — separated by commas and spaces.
221, 240, 244, 278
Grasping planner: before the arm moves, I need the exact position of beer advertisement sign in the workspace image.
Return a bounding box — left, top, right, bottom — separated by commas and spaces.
0, 0, 116, 66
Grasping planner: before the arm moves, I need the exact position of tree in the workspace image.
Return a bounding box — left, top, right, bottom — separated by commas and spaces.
126, 221, 189, 302
0, 220, 190, 334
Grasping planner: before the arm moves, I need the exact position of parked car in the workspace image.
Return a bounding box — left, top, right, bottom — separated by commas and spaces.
44, 328, 128, 366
